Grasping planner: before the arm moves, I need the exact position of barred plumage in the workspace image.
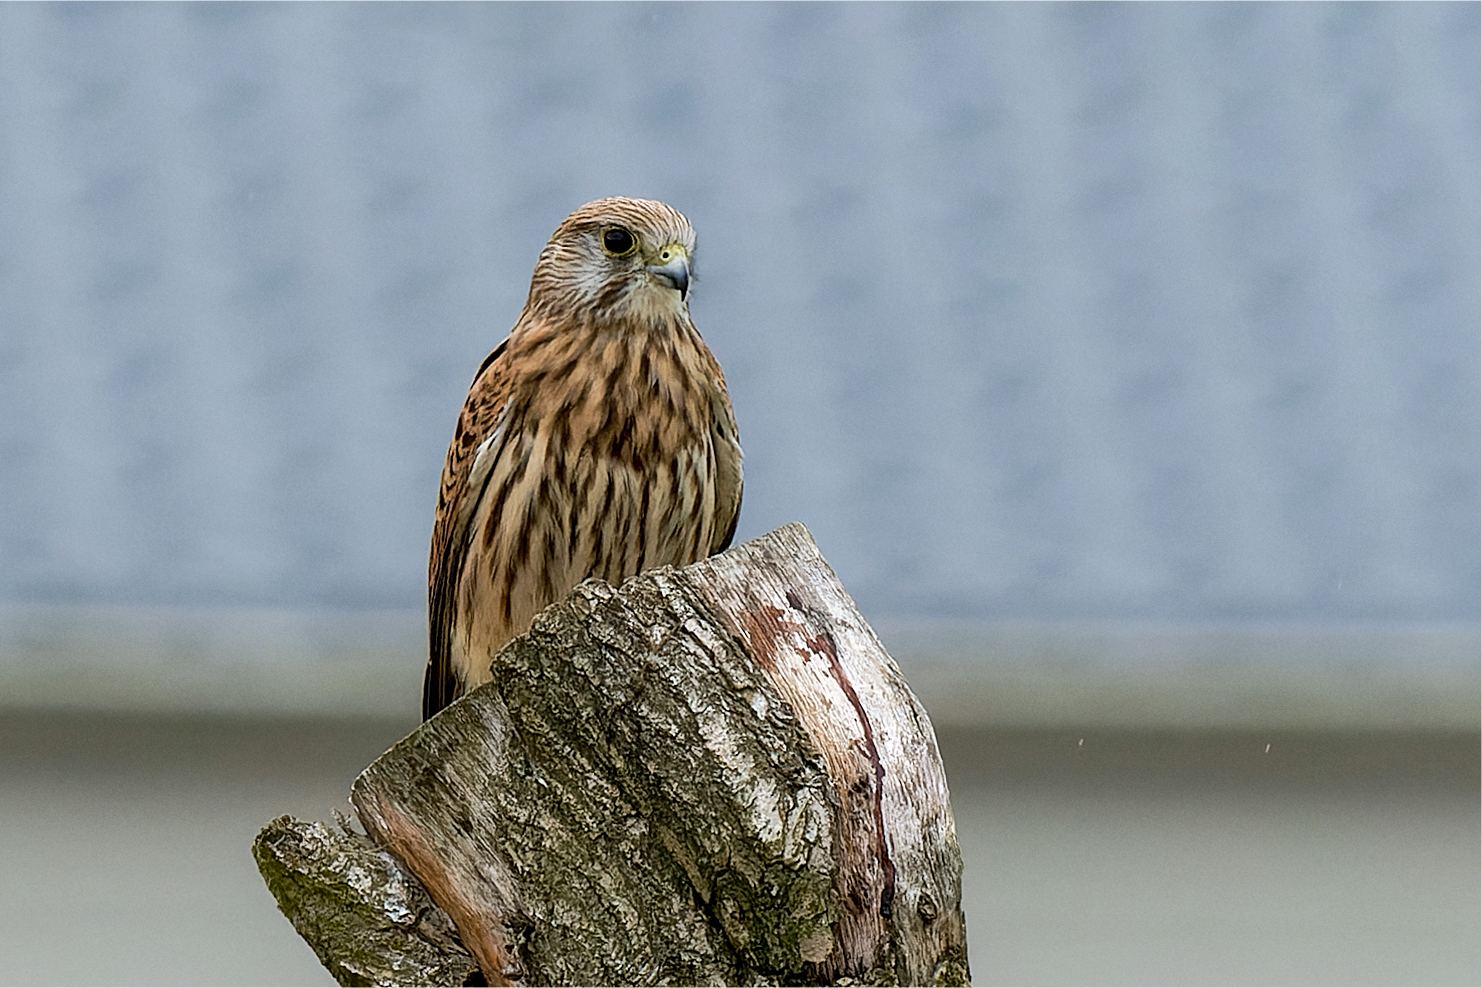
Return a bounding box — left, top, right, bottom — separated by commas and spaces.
423, 198, 743, 719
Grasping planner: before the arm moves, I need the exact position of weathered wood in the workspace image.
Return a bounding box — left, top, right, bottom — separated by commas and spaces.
684, 524, 968, 985
259, 523, 969, 986
252, 815, 478, 987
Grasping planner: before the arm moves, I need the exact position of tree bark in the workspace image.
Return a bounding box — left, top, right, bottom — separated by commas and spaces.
256, 523, 969, 986
253, 815, 478, 987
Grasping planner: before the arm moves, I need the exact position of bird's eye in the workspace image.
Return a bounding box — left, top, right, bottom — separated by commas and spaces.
601, 226, 638, 257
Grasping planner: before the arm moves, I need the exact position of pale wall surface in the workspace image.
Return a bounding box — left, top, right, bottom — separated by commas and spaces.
0, 2, 1476, 630
0, 711, 1475, 987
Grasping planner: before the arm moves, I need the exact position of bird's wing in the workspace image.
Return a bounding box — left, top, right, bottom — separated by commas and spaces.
424, 338, 513, 720
708, 380, 743, 554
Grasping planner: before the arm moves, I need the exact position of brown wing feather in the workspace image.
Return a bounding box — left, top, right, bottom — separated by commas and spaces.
424, 338, 512, 720
708, 379, 744, 553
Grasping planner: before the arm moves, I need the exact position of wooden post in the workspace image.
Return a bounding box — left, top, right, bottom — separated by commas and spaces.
256, 523, 970, 986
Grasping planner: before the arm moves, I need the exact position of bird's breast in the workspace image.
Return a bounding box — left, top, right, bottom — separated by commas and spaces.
454, 319, 726, 689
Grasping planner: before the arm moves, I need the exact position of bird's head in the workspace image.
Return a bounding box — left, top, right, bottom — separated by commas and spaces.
527, 197, 698, 328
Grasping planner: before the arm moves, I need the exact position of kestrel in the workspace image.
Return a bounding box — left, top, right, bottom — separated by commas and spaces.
422, 198, 743, 719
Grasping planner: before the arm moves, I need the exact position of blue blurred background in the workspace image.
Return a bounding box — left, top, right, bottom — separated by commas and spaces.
0, 4, 1477, 986
0, 1, 1475, 624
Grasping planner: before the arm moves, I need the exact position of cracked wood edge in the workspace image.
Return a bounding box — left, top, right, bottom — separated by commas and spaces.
351, 694, 526, 986
674, 522, 970, 985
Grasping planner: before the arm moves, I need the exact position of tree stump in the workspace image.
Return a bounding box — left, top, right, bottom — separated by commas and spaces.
256, 523, 970, 986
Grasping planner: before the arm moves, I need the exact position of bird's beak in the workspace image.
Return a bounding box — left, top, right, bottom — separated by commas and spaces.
648, 246, 690, 300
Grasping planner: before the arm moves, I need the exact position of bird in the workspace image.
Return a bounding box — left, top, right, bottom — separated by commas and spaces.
422, 198, 743, 720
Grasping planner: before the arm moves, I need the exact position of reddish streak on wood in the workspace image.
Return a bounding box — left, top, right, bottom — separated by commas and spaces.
741, 601, 783, 675
361, 795, 515, 987
786, 589, 898, 920
722, 570, 912, 977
